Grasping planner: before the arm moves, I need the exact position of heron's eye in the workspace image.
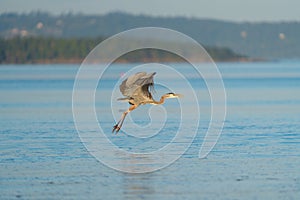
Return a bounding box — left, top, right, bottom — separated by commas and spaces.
167, 92, 174, 95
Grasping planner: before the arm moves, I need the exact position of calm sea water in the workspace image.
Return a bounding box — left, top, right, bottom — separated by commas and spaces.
0, 61, 300, 199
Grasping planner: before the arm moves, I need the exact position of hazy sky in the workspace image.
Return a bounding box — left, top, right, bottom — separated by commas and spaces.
1, 0, 300, 22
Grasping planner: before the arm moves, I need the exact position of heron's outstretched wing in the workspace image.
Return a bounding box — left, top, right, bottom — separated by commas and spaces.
119, 72, 156, 99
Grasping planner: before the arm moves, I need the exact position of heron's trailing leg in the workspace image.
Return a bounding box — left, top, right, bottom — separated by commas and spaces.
112, 105, 137, 133
112, 112, 127, 133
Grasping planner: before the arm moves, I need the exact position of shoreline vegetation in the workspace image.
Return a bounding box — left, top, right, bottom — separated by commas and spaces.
0, 37, 252, 64
1, 12, 299, 60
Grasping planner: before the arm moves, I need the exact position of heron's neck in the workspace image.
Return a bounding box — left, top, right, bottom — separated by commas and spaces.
153, 95, 166, 105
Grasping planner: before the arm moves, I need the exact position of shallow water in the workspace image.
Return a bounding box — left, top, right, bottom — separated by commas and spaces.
0, 61, 300, 199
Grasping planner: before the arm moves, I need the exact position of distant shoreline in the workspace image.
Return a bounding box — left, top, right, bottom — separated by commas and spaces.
0, 53, 263, 65
1, 12, 299, 59
0, 57, 260, 65
0, 37, 253, 64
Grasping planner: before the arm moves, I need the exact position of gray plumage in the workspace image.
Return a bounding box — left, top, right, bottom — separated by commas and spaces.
118, 72, 156, 106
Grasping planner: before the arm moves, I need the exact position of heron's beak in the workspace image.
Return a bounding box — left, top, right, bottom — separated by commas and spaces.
174, 94, 183, 98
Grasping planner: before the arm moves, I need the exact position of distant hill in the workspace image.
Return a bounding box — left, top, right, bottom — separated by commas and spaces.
1, 12, 300, 59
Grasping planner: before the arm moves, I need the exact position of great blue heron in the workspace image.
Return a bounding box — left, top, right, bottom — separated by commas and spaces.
112, 72, 182, 133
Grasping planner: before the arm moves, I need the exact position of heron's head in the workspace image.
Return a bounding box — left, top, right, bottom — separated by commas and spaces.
164, 92, 183, 99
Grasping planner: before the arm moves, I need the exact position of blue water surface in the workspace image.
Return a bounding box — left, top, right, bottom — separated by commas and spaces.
0, 61, 300, 199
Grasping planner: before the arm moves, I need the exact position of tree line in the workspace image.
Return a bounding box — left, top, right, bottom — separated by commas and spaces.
1, 12, 299, 59
0, 37, 245, 64
0, 37, 104, 63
